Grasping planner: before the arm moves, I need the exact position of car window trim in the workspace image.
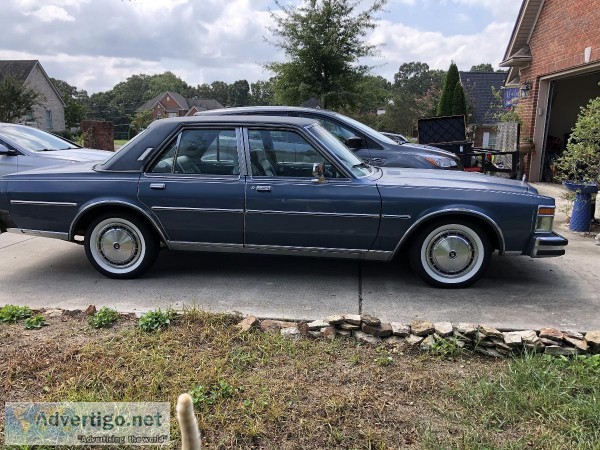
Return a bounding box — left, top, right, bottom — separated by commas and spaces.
241, 125, 353, 181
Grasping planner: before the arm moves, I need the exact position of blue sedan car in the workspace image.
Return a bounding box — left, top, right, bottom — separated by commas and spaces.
0, 116, 567, 288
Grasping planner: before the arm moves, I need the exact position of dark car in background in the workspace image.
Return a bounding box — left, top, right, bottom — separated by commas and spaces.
0, 123, 111, 176
195, 107, 462, 170
0, 115, 566, 288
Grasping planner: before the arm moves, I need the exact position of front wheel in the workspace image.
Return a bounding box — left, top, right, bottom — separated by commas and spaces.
409, 221, 491, 288
84, 213, 159, 279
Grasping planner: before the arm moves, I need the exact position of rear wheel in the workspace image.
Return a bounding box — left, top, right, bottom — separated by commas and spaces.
409, 220, 491, 288
84, 213, 159, 279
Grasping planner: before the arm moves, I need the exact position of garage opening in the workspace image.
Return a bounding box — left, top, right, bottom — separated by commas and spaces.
541, 70, 600, 182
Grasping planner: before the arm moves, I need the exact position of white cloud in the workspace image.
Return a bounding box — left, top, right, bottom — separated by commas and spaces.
29, 5, 75, 22
368, 19, 514, 76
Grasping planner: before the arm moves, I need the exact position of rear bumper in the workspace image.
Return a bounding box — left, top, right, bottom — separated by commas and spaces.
530, 232, 568, 258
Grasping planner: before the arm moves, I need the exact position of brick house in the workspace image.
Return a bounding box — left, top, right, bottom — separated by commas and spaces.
0, 60, 66, 131
137, 91, 223, 119
459, 71, 508, 148
500, 0, 600, 182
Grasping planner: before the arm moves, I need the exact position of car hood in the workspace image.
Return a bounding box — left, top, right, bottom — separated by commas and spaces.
375, 167, 535, 195
36, 148, 112, 163
389, 142, 458, 160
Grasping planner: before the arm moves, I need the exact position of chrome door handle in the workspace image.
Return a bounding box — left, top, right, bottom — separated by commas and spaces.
255, 185, 272, 192
150, 183, 166, 190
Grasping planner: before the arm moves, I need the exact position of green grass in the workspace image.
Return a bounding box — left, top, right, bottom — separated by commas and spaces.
426, 352, 600, 449
114, 139, 129, 147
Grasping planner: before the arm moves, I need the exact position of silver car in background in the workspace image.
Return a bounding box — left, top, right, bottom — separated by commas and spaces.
0, 123, 111, 175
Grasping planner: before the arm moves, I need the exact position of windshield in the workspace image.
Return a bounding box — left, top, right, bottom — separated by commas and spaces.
0, 125, 78, 152
307, 124, 374, 178
332, 112, 399, 146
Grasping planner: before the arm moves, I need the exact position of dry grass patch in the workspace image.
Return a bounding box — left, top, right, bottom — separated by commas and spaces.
1, 309, 598, 449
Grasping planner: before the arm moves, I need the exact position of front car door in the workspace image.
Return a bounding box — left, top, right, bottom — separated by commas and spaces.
138, 126, 246, 248
243, 125, 381, 253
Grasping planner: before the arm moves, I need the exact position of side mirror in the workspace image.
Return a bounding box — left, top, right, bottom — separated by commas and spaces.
345, 136, 363, 150
0, 144, 17, 156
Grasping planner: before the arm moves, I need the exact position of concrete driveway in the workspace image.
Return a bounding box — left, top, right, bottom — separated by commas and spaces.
1, 183, 598, 331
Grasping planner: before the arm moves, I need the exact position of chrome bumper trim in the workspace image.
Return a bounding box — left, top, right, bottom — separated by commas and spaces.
10, 200, 77, 207
531, 233, 568, 258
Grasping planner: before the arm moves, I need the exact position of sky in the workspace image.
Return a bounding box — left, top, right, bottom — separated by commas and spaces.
0, 0, 522, 94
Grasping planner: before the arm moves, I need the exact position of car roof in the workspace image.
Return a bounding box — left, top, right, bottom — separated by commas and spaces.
195, 106, 340, 118
150, 114, 318, 128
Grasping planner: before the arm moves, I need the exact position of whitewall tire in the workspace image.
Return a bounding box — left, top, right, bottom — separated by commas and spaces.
84, 213, 159, 279
409, 220, 491, 288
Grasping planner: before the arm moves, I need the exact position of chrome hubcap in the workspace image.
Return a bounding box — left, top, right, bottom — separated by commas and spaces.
97, 225, 139, 267
427, 231, 476, 278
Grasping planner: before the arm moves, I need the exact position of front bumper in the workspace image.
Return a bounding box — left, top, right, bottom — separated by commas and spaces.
530, 232, 568, 258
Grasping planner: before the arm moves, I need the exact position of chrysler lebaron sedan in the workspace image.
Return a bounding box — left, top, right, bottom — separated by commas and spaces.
0, 116, 567, 288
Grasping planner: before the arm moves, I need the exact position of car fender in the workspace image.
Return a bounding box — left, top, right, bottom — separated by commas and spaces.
391, 206, 506, 256
69, 198, 170, 245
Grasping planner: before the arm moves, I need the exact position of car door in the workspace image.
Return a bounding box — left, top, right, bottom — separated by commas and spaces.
243, 126, 380, 252
138, 127, 245, 246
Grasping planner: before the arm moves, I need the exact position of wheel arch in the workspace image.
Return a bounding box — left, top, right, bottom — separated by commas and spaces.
69, 201, 169, 245
392, 209, 505, 257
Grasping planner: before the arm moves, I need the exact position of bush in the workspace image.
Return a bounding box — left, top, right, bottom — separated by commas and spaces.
88, 307, 119, 329
138, 308, 177, 332
0, 304, 32, 323
24, 314, 47, 330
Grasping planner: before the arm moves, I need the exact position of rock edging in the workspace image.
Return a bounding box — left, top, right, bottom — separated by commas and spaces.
236, 315, 600, 357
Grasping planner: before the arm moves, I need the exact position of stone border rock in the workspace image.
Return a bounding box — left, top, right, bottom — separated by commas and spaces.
236, 314, 600, 357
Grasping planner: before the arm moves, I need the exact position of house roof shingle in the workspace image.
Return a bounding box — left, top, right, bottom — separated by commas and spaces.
459, 71, 508, 125
137, 92, 223, 113
0, 60, 38, 83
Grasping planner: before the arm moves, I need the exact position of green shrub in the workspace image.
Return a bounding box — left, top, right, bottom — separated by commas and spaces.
0, 304, 32, 323
555, 89, 600, 182
88, 307, 119, 329
24, 314, 47, 330
138, 308, 177, 332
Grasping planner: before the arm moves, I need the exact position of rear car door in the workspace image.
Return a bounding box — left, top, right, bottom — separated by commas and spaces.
138, 127, 245, 246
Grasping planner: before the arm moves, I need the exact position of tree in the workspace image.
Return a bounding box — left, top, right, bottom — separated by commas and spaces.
393, 62, 445, 97
0, 76, 44, 123
228, 80, 250, 107
267, 0, 387, 109
130, 110, 153, 134
451, 83, 467, 116
50, 77, 89, 128
437, 62, 460, 116
209, 81, 230, 106
469, 63, 495, 72
250, 80, 275, 106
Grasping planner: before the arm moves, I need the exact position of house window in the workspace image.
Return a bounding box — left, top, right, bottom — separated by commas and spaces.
45, 110, 53, 130
166, 96, 170, 101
